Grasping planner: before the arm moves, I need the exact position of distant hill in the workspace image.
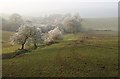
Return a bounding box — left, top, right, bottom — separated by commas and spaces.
82, 17, 118, 31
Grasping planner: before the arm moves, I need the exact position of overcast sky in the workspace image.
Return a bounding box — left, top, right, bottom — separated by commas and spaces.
0, 0, 119, 18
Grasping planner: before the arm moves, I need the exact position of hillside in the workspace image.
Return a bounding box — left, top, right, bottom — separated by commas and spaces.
2, 31, 118, 77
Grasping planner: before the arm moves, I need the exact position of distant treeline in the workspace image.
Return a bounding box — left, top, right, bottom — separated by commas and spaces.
1, 13, 118, 32
1, 13, 81, 32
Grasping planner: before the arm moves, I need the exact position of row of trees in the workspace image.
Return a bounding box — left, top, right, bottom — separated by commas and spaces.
10, 13, 83, 49
2, 13, 82, 32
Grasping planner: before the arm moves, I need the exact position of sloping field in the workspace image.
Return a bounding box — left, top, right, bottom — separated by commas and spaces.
2, 31, 118, 77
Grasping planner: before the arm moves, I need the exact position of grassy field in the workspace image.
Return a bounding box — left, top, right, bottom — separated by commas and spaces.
2, 31, 30, 54
2, 30, 118, 77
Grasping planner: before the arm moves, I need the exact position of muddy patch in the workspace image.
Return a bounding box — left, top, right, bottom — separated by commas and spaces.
2, 49, 31, 59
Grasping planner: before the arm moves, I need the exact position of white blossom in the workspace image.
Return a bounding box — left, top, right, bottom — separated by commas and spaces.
44, 27, 63, 44
10, 22, 43, 49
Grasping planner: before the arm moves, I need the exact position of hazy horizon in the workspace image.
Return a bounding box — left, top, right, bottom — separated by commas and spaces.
0, 0, 118, 18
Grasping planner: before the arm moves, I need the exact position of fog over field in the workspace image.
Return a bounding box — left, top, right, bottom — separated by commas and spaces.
1, 0, 119, 77
0, 0, 118, 32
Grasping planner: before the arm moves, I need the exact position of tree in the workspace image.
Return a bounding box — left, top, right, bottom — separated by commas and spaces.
44, 27, 63, 45
9, 13, 23, 24
10, 33, 28, 49
8, 13, 24, 31
10, 23, 42, 49
63, 13, 82, 33
30, 26, 42, 48
10, 25, 31, 49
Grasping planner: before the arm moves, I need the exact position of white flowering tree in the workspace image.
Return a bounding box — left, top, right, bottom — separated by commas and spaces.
30, 26, 43, 48
10, 23, 42, 49
63, 13, 82, 33
44, 27, 63, 44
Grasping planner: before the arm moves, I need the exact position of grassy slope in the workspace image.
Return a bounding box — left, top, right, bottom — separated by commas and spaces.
2, 31, 118, 77
2, 31, 21, 54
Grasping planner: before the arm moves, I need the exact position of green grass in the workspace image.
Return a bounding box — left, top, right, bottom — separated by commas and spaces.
2, 31, 118, 77
2, 31, 16, 54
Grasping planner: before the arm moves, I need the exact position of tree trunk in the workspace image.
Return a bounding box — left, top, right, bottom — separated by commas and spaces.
21, 36, 28, 50
34, 43, 37, 49
21, 44, 24, 49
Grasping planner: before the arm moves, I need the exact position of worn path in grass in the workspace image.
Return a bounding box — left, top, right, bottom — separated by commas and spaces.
2, 31, 118, 77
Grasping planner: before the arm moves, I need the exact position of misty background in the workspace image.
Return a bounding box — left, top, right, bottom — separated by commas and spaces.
0, 0, 118, 18
0, 0, 118, 31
